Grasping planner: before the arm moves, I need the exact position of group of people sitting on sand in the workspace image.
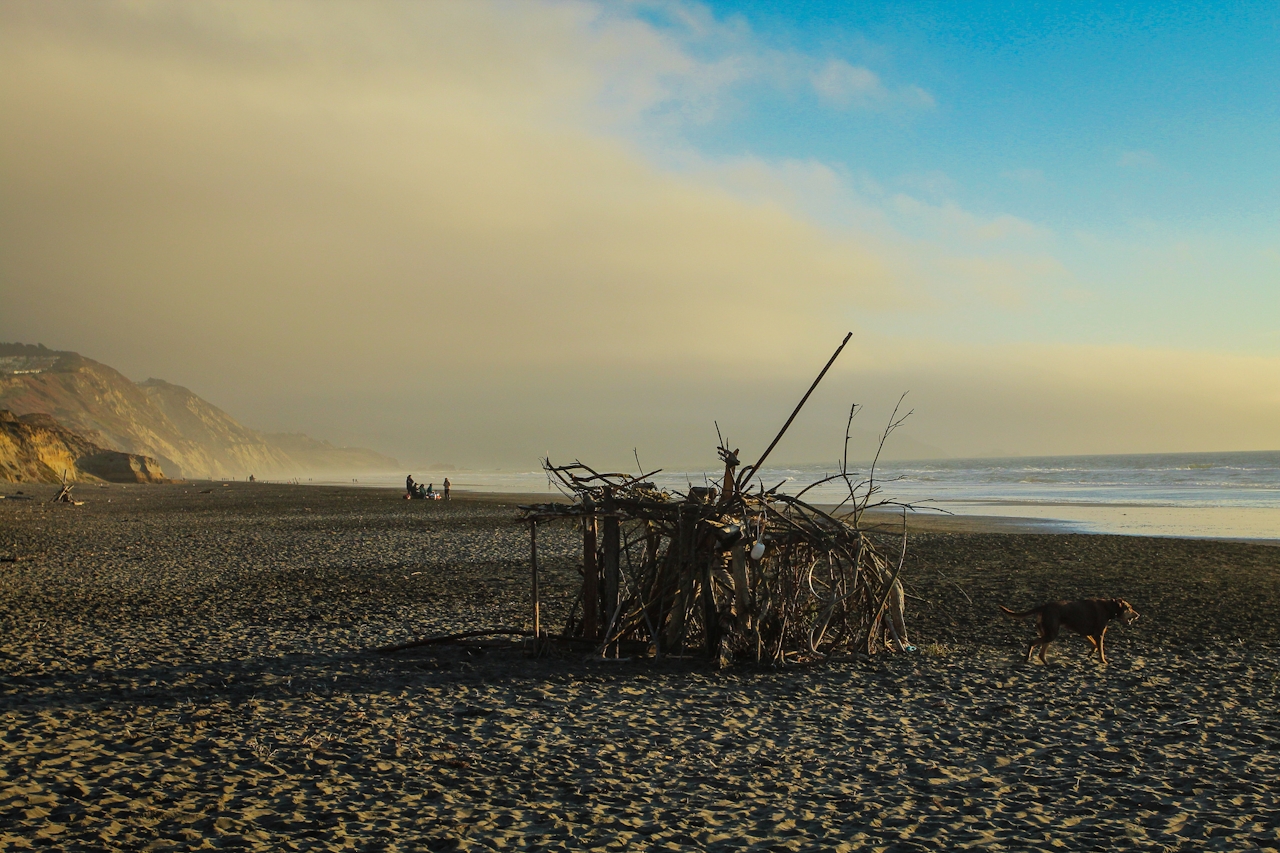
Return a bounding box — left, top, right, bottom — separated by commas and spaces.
405, 475, 449, 501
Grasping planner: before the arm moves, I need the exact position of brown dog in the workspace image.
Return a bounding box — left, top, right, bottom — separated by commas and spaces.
999, 598, 1139, 664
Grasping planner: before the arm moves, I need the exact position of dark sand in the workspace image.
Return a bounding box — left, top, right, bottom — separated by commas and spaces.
2, 483, 1278, 851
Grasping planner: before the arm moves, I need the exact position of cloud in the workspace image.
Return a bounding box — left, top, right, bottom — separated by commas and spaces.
890, 195, 1052, 244
0, 76, 883, 368
0, 2, 1042, 366
855, 340, 1280, 457
812, 59, 885, 105
810, 58, 933, 111
0, 3, 901, 437
904, 86, 936, 108
1118, 149, 1160, 169
1001, 167, 1045, 185
5, 1, 1264, 466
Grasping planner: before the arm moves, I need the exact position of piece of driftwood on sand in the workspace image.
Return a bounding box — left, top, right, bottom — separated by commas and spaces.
51, 470, 84, 505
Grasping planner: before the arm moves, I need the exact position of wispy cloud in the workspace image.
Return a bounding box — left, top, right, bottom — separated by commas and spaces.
810, 58, 934, 110
1118, 149, 1160, 169
890, 195, 1052, 244
1001, 167, 1046, 185
898, 170, 958, 201
812, 59, 885, 106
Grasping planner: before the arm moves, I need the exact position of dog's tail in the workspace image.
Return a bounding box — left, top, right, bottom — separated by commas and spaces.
999, 604, 1040, 619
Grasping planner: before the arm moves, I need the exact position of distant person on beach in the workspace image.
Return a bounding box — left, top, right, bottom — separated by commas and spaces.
443, 478, 451, 500
427, 483, 435, 498
406, 474, 416, 496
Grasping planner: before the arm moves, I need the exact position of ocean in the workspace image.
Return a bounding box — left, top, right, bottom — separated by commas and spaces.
329, 450, 1280, 541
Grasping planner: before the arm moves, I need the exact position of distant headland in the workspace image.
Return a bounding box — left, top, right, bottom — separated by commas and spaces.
0, 343, 399, 481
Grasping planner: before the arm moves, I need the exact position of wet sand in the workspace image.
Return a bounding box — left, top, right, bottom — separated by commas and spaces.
913, 502, 1280, 543
2, 482, 1279, 851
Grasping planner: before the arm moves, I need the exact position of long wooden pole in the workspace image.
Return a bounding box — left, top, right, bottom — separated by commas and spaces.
663, 504, 695, 652
738, 331, 853, 491
602, 487, 620, 634
731, 544, 750, 632
702, 550, 719, 661
530, 520, 541, 650
583, 504, 599, 640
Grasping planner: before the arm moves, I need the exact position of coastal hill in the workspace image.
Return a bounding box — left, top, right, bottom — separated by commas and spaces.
0, 409, 169, 484
0, 343, 399, 480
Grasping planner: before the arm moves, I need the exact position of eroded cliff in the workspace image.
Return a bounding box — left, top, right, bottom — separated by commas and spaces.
0, 410, 169, 484
0, 343, 399, 479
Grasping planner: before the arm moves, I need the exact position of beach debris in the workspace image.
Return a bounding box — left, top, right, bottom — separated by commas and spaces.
376, 628, 535, 654
518, 333, 924, 665
51, 470, 84, 505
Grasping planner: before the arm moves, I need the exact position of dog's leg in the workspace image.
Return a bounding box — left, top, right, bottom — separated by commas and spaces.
1037, 615, 1059, 664
1085, 635, 1099, 659
1098, 626, 1109, 664
1025, 642, 1037, 663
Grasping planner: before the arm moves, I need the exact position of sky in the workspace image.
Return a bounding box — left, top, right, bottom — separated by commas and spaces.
2, 1, 1277, 468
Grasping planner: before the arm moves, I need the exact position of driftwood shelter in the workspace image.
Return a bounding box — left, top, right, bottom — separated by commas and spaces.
377, 333, 921, 665
516, 333, 921, 666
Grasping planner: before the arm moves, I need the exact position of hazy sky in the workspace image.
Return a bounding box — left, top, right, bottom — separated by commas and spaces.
3, 1, 1278, 467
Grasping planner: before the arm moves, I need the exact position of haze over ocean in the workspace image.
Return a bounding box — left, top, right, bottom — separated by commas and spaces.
340, 450, 1280, 540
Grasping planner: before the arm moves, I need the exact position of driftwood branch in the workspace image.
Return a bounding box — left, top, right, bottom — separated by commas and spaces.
375, 628, 531, 654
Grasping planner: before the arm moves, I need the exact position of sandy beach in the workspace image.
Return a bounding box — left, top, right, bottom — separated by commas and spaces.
2, 482, 1278, 851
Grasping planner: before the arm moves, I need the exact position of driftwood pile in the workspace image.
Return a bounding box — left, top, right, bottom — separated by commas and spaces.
51, 470, 84, 505
519, 333, 920, 665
